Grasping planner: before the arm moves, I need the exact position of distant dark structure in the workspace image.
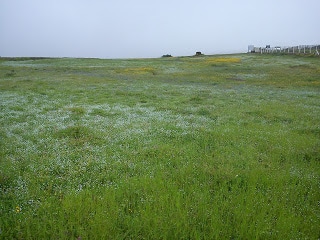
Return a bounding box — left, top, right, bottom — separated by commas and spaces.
195, 52, 202, 56
162, 54, 172, 58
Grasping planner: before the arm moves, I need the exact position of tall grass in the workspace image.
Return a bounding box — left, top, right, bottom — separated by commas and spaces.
0, 54, 319, 239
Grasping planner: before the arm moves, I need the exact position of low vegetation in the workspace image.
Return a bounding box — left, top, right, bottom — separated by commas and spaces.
0, 54, 319, 239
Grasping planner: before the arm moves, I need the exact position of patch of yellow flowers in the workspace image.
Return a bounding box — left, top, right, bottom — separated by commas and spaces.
123, 67, 156, 74
205, 57, 241, 64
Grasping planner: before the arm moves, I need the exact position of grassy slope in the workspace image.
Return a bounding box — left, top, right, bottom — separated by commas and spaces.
0, 54, 319, 239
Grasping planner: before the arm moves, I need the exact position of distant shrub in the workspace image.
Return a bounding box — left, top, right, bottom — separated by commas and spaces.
162, 54, 172, 58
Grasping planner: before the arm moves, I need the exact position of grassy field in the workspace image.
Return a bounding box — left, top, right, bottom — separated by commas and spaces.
0, 54, 319, 239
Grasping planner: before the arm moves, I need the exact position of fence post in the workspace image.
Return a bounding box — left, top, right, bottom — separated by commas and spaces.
252, 44, 319, 55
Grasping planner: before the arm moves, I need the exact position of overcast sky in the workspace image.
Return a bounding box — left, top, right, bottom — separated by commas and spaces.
1, 0, 319, 58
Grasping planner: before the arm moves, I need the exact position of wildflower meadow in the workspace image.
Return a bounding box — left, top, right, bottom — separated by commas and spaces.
0, 54, 319, 239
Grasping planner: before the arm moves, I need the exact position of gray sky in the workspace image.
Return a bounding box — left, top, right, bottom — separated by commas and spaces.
1, 0, 319, 58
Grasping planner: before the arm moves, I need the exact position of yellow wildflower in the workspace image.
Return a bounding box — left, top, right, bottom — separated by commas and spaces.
15, 206, 21, 213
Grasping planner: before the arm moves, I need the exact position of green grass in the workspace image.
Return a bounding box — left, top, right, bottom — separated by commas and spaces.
0, 54, 319, 239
